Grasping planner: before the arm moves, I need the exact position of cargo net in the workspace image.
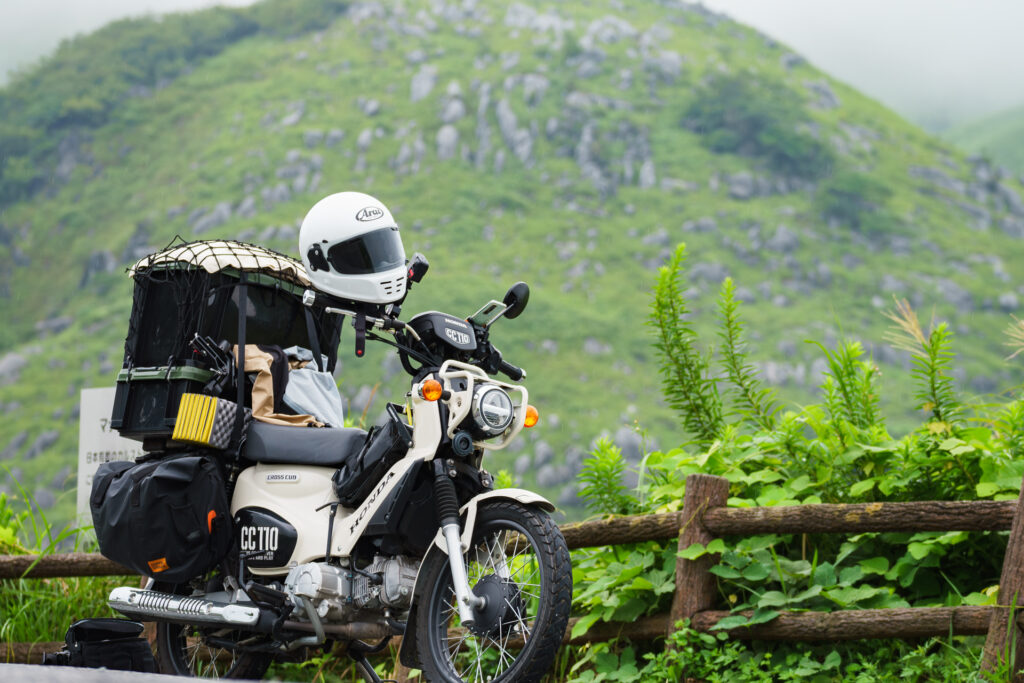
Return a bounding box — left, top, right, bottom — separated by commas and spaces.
130, 237, 310, 287
123, 237, 312, 368
123, 237, 341, 372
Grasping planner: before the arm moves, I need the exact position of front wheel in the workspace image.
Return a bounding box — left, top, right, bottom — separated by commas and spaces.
413, 501, 572, 683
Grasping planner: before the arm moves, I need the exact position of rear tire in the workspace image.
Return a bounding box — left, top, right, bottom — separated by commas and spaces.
152, 580, 272, 679
412, 501, 572, 683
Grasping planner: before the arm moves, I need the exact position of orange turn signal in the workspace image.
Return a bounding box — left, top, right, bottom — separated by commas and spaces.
420, 379, 444, 402
524, 405, 539, 428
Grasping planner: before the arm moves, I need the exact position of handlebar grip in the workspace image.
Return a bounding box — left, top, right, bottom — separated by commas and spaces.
498, 359, 525, 381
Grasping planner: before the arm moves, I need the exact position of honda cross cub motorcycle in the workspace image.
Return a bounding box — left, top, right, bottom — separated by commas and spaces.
104, 280, 572, 683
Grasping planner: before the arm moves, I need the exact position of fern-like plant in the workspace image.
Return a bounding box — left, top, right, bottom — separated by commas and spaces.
884, 299, 961, 434
716, 278, 778, 431
578, 439, 639, 516
996, 400, 1024, 459
810, 340, 882, 432
648, 244, 723, 444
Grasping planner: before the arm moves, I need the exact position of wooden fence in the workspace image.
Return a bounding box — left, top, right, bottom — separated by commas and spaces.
4, 473, 1024, 680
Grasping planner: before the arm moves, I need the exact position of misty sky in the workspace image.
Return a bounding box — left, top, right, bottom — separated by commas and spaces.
1, 0, 1022, 130
703, 0, 1024, 131
0, 0, 251, 81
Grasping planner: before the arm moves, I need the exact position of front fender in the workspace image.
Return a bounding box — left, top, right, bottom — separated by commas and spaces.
433, 488, 556, 555
398, 489, 555, 668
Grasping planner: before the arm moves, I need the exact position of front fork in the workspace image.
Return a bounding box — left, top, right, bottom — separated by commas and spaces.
434, 461, 485, 627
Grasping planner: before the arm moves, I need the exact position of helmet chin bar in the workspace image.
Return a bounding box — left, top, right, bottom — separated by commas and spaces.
298, 191, 407, 304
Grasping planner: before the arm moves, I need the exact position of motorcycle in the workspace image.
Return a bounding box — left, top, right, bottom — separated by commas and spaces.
103, 279, 572, 683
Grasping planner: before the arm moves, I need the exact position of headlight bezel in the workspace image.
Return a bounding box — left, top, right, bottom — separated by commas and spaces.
470, 385, 515, 437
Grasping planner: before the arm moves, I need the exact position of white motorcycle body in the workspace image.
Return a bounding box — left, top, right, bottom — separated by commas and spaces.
227, 360, 549, 590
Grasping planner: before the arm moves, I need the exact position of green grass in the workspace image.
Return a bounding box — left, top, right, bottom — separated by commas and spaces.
0, 478, 128, 649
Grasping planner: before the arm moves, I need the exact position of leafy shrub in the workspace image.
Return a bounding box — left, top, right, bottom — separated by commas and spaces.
637, 624, 982, 682
578, 439, 641, 517
816, 169, 896, 235
683, 75, 835, 179
567, 242, 1024, 680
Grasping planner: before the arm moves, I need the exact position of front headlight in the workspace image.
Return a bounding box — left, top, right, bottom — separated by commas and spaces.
471, 386, 514, 436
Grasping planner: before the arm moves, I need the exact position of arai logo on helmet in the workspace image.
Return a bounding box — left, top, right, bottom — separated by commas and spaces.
355, 206, 384, 222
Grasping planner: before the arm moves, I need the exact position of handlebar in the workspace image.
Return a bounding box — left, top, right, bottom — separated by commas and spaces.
311, 292, 526, 380
498, 359, 526, 382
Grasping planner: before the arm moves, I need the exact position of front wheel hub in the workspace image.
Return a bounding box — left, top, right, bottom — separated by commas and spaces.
467, 574, 523, 638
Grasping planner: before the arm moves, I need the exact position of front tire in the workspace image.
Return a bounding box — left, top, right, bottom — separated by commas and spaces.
152, 580, 272, 679
413, 501, 572, 683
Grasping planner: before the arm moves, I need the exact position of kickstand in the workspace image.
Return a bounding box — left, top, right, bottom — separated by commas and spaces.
349, 649, 391, 683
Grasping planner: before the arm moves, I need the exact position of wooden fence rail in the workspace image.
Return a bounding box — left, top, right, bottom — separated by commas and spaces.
704, 499, 1018, 535
4, 477, 1024, 679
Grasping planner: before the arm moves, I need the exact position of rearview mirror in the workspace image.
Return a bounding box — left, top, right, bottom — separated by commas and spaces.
502, 282, 530, 319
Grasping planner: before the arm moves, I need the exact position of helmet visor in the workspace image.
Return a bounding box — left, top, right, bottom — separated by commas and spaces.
326, 227, 404, 275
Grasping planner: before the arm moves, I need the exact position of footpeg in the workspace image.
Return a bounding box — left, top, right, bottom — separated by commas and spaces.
246, 581, 289, 608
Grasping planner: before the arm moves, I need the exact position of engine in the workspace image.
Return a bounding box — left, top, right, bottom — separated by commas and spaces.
283, 555, 418, 622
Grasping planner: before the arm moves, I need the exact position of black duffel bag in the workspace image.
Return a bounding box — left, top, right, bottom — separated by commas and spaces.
42, 618, 157, 671
90, 454, 232, 583
333, 405, 412, 507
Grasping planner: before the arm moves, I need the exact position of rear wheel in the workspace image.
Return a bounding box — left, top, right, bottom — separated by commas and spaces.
412, 501, 572, 683
152, 580, 272, 679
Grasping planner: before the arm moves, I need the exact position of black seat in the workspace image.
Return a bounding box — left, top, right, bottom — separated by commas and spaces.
243, 421, 367, 468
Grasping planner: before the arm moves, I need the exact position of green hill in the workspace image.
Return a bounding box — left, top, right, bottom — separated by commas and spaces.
3, 0, 1024, 526
946, 102, 1024, 174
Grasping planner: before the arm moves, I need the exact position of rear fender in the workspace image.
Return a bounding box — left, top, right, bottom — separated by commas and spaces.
398, 489, 555, 667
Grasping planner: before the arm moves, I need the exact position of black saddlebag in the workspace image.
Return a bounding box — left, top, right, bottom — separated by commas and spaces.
90, 455, 233, 582
42, 618, 156, 672
333, 406, 412, 508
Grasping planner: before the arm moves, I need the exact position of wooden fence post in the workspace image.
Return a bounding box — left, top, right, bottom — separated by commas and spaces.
983, 474, 1024, 681
669, 474, 730, 638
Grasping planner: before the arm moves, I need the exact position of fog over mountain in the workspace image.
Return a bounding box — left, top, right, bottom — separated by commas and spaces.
0, 0, 253, 83
8, 0, 1018, 131
702, 0, 1024, 132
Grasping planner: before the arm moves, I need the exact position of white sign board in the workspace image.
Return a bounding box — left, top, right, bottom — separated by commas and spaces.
77, 387, 144, 528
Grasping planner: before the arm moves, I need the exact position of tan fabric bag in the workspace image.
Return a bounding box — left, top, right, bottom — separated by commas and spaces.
233, 345, 323, 427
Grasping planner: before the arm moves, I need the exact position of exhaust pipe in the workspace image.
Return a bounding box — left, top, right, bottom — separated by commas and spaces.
109, 587, 263, 628
109, 587, 397, 642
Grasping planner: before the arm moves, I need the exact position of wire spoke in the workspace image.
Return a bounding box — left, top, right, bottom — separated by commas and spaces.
434, 516, 550, 681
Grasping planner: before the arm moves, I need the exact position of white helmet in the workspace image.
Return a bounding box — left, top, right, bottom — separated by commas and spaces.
299, 191, 407, 304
